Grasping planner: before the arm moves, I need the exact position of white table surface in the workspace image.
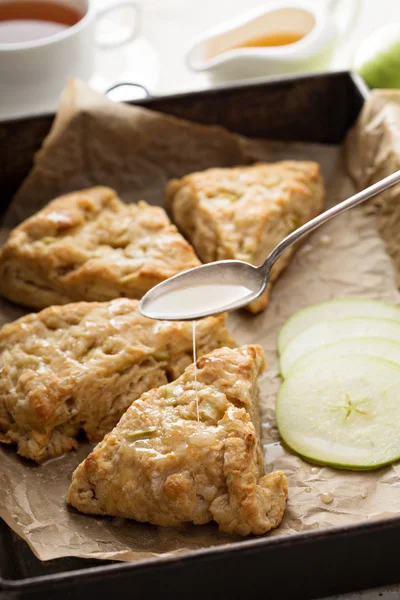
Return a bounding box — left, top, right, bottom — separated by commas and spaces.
123, 2, 400, 598
102, 0, 400, 96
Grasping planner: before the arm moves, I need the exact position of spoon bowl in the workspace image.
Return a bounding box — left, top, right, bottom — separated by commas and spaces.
139, 260, 267, 321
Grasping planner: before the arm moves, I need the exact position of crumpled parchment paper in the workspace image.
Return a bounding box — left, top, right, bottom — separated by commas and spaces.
1, 81, 400, 562
345, 89, 400, 286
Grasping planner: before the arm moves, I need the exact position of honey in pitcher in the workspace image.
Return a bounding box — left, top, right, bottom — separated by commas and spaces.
235, 32, 305, 49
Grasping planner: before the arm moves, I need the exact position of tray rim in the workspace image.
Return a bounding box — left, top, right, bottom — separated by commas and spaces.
3, 69, 395, 596
0, 69, 369, 125
1, 513, 400, 592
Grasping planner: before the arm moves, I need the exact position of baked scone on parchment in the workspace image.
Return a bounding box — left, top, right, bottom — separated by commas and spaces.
0, 186, 200, 310
67, 345, 288, 536
0, 298, 234, 463
167, 161, 325, 313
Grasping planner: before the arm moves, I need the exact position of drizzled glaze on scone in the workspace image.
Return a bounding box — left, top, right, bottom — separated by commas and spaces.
0, 298, 234, 462
0, 187, 200, 310
67, 345, 288, 536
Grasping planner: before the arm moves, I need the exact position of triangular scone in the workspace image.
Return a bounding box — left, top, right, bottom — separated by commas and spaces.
0, 186, 200, 310
0, 298, 234, 463
67, 345, 288, 536
167, 161, 324, 313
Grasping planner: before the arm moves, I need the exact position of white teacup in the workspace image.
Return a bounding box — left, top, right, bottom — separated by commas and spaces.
0, 0, 140, 118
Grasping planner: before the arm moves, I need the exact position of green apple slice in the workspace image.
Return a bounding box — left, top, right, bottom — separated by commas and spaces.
276, 355, 400, 470
287, 337, 400, 378
280, 317, 400, 378
278, 299, 400, 354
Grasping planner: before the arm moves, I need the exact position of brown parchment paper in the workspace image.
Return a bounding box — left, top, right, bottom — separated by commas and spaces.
345, 89, 400, 287
1, 80, 400, 562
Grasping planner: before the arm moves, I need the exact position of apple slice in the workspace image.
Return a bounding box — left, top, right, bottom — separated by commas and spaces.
280, 317, 400, 378
287, 337, 400, 378
276, 355, 400, 470
278, 299, 400, 354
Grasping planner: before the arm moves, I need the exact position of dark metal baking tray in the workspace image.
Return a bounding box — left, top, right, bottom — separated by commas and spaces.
2, 71, 398, 600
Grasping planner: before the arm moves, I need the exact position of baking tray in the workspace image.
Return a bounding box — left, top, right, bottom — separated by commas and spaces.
2, 71, 398, 600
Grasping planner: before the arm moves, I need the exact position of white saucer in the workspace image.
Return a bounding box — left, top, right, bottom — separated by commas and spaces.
0, 35, 160, 122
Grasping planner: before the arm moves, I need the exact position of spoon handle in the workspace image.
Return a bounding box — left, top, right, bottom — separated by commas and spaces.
264, 169, 400, 271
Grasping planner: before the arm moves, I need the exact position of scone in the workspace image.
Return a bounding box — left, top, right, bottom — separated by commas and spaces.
167, 161, 325, 313
67, 345, 288, 537
0, 186, 200, 310
0, 298, 234, 463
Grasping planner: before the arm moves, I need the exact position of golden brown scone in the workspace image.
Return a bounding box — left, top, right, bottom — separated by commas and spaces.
67, 345, 288, 536
167, 161, 324, 313
0, 298, 234, 463
0, 186, 200, 310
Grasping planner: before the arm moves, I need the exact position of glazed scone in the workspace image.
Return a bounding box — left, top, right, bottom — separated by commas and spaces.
0, 298, 234, 463
0, 186, 200, 310
167, 161, 325, 313
67, 345, 288, 537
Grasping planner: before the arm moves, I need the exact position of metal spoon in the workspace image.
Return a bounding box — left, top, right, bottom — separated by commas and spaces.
139, 170, 400, 321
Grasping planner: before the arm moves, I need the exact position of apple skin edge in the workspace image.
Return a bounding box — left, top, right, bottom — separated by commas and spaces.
275, 437, 400, 472
277, 298, 400, 355
281, 337, 400, 381
279, 316, 400, 378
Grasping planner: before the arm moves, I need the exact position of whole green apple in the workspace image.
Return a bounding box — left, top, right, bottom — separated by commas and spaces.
354, 23, 400, 89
